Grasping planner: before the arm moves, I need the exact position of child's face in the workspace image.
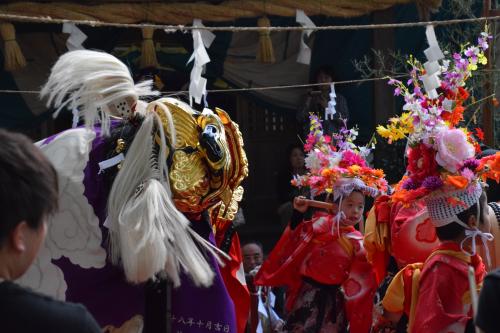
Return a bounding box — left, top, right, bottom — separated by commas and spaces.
340, 191, 365, 226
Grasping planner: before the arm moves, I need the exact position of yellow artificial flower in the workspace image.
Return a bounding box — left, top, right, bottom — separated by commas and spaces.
348, 165, 361, 173
376, 125, 391, 138
478, 53, 488, 65
468, 63, 478, 71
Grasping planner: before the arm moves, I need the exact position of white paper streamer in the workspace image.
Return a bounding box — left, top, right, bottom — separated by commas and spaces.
296, 10, 316, 65
62, 23, 87, 51
98, 153, 125, 174
423, 60, 440, 74
187, 19, 216, 105
325, 83, 336, 120
422, 25, 444, 98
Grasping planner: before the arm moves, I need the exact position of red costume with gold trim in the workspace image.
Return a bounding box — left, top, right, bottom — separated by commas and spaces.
383, 243, 485, 332
255, 211, 376, 333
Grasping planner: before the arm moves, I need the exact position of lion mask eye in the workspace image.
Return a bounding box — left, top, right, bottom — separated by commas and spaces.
202, 124, 220, 140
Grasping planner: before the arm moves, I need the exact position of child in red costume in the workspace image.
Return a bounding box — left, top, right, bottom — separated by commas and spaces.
255, 115, 387, 333
382, 187, 495, 332
366, 194, 440, 332
376, 27, 500, 333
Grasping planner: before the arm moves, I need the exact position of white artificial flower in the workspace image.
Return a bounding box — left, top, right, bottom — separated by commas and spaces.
442, 98, 453, 111
327, 152, 342, 168
305, 150, 323, 173
403, 101, 422, 113
441, 59, 450, 72
358, 146, 371, 158
429, 106, 442, 116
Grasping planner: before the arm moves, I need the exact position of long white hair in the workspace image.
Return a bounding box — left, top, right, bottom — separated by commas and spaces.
40, 50, 159, 135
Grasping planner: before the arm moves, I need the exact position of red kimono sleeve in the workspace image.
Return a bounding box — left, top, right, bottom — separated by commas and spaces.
254, 221, 315, 311
342, 243, 377, 333
413, 261, 470, 333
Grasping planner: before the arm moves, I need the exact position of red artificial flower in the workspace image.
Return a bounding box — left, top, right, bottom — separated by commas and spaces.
446, 196, 468, 208
457, 87, 470, 103
392, 187, 430, 205
474, 141, 482, 154
407, 143, 439, 183
474, 128, 485, 141
441, 105, 464, 126
478, 152, 500, 182
445, 175, 469, 189
466, 130, 482, 154
420, 99, 429, 109
444, 86, 469, 104
492, 97, 500, 107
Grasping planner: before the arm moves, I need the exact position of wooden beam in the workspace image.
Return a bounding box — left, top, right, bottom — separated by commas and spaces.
482, 0, 495, 146
372, 7, 398, 177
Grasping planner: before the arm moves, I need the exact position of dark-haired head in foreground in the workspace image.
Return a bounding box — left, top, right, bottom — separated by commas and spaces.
0, 129, 102, 333
0, 129, 58, 280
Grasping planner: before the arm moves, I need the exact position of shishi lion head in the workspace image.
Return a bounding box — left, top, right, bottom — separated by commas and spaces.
152, 98, 247, 215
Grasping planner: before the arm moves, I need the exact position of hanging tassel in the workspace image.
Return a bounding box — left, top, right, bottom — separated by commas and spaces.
0, 22, 26, 71
140, 27, 158, 69
256, 16, 275, 64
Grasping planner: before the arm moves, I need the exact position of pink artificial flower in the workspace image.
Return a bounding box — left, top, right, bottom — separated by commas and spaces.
460, 167, 475, 182
308, 176, 323, 188
304, 134, 315, 152
434, 128, 475, 173
339, 150, 366, 168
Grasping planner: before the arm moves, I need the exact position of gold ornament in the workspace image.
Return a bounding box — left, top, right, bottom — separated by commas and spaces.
115, 139, 126, 153
148, 98, 248, 219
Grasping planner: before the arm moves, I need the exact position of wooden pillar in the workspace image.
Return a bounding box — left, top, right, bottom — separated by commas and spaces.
372, 8, 395, 125
483, 0, 496, 146
372, 8, 396, 170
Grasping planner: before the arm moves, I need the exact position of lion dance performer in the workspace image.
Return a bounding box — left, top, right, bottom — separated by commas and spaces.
16, 50, 249, 333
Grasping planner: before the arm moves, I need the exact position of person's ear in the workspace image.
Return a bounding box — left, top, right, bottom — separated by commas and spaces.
9, 221, 32, 252
467, 214, 478, 229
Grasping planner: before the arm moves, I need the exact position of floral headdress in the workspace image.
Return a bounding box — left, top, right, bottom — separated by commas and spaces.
377, 28, 499, 263
293, 115, 387, 227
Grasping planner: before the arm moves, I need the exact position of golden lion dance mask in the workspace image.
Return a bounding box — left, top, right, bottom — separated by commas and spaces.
153, 98, 248, 221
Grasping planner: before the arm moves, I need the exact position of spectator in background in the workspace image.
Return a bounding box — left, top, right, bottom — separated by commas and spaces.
297, 65, 350, 139
242, 241, 264, 274
242, 241, 285, 333
276, 144, 306, 227
0, 129, 101, 333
